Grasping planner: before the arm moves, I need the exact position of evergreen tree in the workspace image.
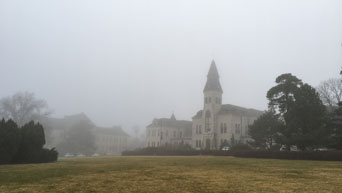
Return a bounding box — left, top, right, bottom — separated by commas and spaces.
267, 74, 327, 150
14, 121, 46, 163
0, 119, 20, 164
326, 102, 342, 149
288, 84, 326, 150
267, 73, 302, 149
248, 111, 282, 150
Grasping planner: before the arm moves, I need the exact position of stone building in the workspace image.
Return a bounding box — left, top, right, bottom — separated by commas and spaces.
145, 60, 263, 150
40, 113, 130, 155
146, 114, 192, 147
192, 60, 263, 150
93, 126, 129, 155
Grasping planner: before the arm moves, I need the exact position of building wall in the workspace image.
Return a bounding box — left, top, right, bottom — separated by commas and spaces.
146, 125, 192, 147
94, 133, 128, 155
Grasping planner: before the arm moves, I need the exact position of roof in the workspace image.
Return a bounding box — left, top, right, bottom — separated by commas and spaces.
192, 104, 263, 119
203, 60, 223, 93
94, 126, 129, 137
147, 117, 192, 129
218, 104, 263, 117
192, 110, 203, 119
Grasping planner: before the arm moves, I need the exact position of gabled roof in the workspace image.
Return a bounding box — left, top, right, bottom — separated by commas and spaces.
192, 104, 263, 119
147, 117, 192, 129
203, 60, 223, 93
218, 104, 263, 117
192, 110, 203, 119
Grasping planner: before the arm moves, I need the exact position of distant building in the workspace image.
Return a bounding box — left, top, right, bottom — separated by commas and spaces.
193, 60, 263, 150
146, 114, 192, 147
94, 126, 129, 155
146, 60, 263, 150
40, 113, 130, 155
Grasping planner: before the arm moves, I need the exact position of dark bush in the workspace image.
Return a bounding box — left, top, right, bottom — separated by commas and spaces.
231, 150, 342, 161
230, 143, 252, 151
38, 148, 58, 163
0, 119, 20, 164
0, 120, 58, 164
122, 147, 342, 161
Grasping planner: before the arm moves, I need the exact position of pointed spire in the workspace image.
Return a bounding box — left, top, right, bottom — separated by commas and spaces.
170, 113, 176, 121
207, 60, 219, 78
204, 60, 223, 93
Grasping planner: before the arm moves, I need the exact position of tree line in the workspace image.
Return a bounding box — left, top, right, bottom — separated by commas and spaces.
249, 72, 342, 151
0, 119, 58, 164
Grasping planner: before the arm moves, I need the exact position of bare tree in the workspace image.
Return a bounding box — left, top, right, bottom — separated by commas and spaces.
0, 92, 51, 126
317, 78, 342, 107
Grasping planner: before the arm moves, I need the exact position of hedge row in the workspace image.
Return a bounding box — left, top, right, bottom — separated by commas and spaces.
122, 148, 342, 161
232, 150, 342, 161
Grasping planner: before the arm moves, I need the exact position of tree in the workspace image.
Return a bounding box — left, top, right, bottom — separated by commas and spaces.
288, 84, 326, 150
0, 119, 57, 164
267, 73, 302, 149
267, 73, 303, 115
317, 78, 342, 107
0, 92, 51, 126
0, 119, 20, 164
57, 120, 96, 156
13, 121, 46, 163
267, 74, 327, 150
248, 111, 282, 150
326, 105, 342, 149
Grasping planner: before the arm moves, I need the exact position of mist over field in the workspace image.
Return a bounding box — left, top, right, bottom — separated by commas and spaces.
1, 0, 341, 134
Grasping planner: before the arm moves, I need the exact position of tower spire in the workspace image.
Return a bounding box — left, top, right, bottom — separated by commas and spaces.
170, 113, 176, 121
204, 60, 223, 93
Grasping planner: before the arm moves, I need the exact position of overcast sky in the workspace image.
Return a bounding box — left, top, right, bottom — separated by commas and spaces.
1, 0, 342, 133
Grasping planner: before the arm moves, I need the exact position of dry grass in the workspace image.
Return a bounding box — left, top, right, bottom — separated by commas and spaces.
1, 156, 342, 193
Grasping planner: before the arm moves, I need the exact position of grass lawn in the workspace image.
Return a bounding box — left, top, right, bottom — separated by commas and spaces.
1, 156, 342, 193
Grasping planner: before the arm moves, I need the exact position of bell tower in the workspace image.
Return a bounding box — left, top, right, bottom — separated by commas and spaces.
202, 60, 223, 149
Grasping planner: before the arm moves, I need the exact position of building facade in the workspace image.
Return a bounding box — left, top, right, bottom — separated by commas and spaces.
40, 113, 130, 155
193, 60, 263, 150
146, 60, 263, 150
146, 114, 192, 147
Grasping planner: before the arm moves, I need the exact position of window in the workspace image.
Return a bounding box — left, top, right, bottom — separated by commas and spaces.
205, 97, 208, 104
180, 131, 182, 138
205, 111, 211, 132
199, 125, 202, 134
166, 130, 168, 137
173, 131, 176, 138
216, 97, 218, 104
209, 97, 211, 103
196, 140, 198, 147
220, 123, 224, 133
224, 123, 227, 133
199, 140, 201, 147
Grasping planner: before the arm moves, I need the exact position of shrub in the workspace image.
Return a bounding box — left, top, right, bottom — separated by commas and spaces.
0, 119, 20, 164
0, 120, 58, 164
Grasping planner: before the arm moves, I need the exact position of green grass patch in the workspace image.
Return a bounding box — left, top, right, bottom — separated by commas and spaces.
1, 156, 342, 193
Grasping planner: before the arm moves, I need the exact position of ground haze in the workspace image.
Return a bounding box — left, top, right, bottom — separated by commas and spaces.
1, 156, 342, 193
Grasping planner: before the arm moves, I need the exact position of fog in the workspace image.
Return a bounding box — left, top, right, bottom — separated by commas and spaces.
1, 0, 342, 133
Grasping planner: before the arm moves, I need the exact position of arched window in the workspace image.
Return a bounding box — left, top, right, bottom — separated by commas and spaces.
205, 110, 211, 132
